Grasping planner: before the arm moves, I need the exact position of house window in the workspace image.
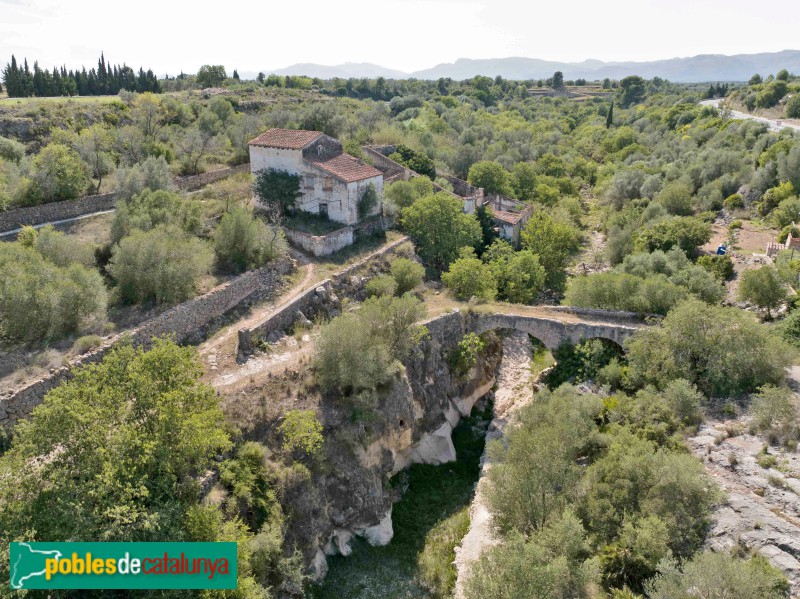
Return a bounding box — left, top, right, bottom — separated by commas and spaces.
319, 203, 328, 218
323, 177, 334, 191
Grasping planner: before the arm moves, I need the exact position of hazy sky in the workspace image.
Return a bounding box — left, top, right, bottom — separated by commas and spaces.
1, 0, 798, 75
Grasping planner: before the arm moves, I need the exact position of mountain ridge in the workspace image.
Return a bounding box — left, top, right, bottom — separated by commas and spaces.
252, 50, 800, 83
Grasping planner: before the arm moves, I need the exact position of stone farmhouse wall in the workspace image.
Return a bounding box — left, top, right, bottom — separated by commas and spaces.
0, 164, 250, 234
0, 257, 293, 429
284, 216, 392, 257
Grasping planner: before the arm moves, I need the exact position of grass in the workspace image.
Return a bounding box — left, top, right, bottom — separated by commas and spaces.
0, 94, 122, 106
309, 402, 490, 599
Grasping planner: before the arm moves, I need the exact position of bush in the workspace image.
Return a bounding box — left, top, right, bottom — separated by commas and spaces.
417, 507, 470, 597
71, 334, 103, 354
626, 299, 794, 397
314, 294, 426, 395
0, 243, 107, 343
633, 216, 711, 255
213, 208, 286, 273
442, 247, 497, 301
108, 225, 214, 305
23, 143, 90, 206
390, 257, 424, 295
786, 95, 800, 119
278, 410, 324, 459
544, 339, 623, 388
357, 183, 378, 219
483, 240, 546, 304
448, 332, 487, 377
749, 385, 796, 431
738, 265, 787, 318
21, 224, 96, 268
697, 254, 735, 281
645, 552, 788, 599
114, 155, 175, 202
365, 274, 397, 298
656, 181, 694, 216
723, 193, 745, 210
521, 210, 582, 291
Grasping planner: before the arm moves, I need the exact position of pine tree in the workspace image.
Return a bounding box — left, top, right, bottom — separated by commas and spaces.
606, 101, 614, 129
232, 69, 239, 80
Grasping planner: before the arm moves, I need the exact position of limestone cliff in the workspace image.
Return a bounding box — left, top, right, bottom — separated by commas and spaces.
285, 310, 501, 580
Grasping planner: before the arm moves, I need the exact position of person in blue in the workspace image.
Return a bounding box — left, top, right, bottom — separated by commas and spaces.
716, 243, 727, 255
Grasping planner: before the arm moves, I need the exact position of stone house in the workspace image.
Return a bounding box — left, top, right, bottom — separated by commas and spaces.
248, 128, 383, 226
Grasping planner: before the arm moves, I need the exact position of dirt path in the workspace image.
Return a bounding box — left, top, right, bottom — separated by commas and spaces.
199, 250, 315, 375
453, 330, 535, 598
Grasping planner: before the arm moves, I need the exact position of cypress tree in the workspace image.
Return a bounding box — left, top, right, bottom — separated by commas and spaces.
606, 101, 614, 129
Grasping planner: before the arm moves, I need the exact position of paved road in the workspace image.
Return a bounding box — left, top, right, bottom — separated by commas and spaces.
700, 98, 800, 133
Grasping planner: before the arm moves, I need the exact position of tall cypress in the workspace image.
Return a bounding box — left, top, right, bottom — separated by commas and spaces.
606, 101, 614, 129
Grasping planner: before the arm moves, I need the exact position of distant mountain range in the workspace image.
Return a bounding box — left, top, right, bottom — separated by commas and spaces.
249, 50, 800, 83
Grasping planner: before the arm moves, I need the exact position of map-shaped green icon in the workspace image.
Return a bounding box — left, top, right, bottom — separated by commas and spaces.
10, 542, 63, 589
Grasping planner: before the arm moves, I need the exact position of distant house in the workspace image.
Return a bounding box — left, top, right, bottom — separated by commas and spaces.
248, 128, 383, 226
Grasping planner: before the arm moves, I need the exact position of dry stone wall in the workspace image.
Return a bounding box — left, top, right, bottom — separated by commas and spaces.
0, 164, 250, 233
0, 258, 293, 429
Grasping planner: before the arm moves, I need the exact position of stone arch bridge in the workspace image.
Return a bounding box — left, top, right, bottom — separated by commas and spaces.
425, 307, 652, 353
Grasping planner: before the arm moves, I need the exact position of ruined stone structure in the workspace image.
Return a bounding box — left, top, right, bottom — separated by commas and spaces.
363, 145, 532, 246
249, 129, 383, 226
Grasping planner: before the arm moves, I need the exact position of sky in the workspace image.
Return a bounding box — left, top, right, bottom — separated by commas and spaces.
1, 0, 799, 75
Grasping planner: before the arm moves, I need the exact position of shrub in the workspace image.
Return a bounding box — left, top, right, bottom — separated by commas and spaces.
786, 95, 800, 119
544, 339, 623, 388
417, 507, 469, 597
111, 189, 202, 244
633, 216, 711, 255
357, 183, 378, 219
750, 385, 796, 431
626, 299, 794, 397
23, 143, 90, 205
213, 207, 286, 273
448, 332, 487, 377
442, 247, 497, 301
0, 243, 107, 343
278, 410, 324, 459
108, 225, 214, 305
723, 193, 745, 210
313, 295, 426, 395
23, 224, 96, 268
697, 254, 735, 281
114, 155, 175, 202
483, 240, 545, 304
390, 257, 424, 295
521, 210, 582, 291
71, 334, 103, 355
365, 274, 397, 298
656, 181, 694, 216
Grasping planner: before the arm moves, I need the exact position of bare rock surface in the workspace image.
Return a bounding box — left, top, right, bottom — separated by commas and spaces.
688, 422, 800, 596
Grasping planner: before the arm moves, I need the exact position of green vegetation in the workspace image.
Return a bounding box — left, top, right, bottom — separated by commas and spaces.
313, 294, 427, 396
108, 225, 214, 305
278, 410, 324, 460
442, 247, 498, 301
0, 237, 106, 342
400, 192, 482, 272
738, 265, 788, 318
214, 207, 287, 273
626, 299, 793, 396
390, 257, 425, 295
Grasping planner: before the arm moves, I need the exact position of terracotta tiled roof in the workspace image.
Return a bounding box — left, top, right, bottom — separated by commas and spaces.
248, 128, 323, 149
307, 153, 383, 183
493, 209, 525, 225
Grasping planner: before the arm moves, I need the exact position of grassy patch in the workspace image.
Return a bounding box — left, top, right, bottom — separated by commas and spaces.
285, 212, 344, 235
310, 403, 490, 598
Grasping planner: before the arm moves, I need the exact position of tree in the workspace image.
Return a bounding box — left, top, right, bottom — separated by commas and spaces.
175, 121, 226, 176
314, 295, 426, 395
776, 69, 790, 82
213, 207, 286, 273
749, 73, 764, 85
626, 299, 794, 397
196, 65, 227, 88
442, 247, 498, 301
358, 182, 379, 219
606, 101, 614, 129
486, 385, 602, 534
253, 168, 303, 221
26, 143, 90, 205
131, 92, 166, 141
390, 257, 425, 295
108, 225, 214, 305
76, 124, 114, 193
738, 265, 787, 318
786, 95, 800, 119
552, 71, 564, 90
521, 210, 581, 291
114, 155, 175, 202
467, 161, 513, 196
0, 339, 232, 544
510, 162, 538, 201
400, 192, 482, 272
618, 76, 646, 108
483, 239, 545, 304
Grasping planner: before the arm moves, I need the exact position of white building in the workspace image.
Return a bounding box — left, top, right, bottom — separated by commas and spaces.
248, 128, 383, 226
